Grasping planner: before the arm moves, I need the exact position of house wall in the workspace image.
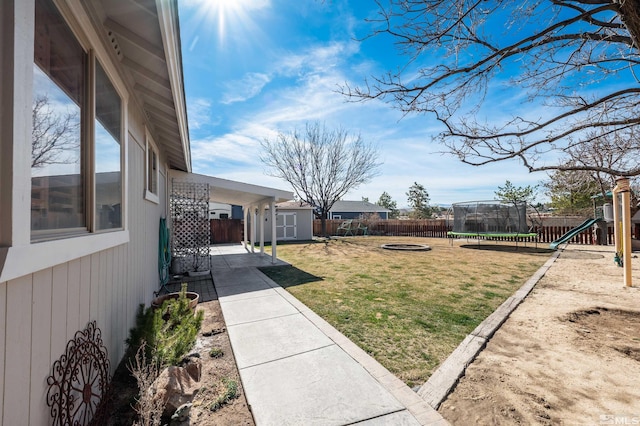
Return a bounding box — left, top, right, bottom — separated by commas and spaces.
0, 104, 167, 426
0, 3, 169, 424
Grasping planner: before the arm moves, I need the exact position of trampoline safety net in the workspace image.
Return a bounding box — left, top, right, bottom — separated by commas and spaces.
450, 200, 529, 235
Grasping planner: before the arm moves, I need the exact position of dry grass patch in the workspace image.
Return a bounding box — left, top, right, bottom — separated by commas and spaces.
260, 237, 551, 387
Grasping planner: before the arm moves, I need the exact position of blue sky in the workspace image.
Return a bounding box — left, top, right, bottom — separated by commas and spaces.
177, 0, 546, 207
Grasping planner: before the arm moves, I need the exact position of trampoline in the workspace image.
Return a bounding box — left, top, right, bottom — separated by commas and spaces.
447, 200, 538, 246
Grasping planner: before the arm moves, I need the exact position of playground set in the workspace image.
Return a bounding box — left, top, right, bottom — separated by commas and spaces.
447, 177, 635, 287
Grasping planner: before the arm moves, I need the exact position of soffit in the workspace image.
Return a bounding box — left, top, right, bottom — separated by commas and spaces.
85, 0, 191, 171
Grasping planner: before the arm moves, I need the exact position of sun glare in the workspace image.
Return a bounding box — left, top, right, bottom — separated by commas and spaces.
192, 0, 268, 47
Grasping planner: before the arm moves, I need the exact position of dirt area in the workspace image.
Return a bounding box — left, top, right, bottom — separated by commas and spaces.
107, 297, 254, 425
439, 245, 640, 425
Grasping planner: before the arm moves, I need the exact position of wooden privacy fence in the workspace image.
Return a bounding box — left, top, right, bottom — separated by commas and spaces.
316, 219, 449, 238
314, 219, 615, 245
210, 219, 243, 244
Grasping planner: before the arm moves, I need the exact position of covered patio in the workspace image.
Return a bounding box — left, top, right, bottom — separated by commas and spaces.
169, 170, 294, 264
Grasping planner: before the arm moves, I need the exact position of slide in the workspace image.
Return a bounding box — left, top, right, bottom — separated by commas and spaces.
549, 218, 600, 250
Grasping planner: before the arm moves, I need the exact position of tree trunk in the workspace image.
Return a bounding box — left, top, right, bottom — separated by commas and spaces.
616, 0, 640, 50
320, 209, 329, 237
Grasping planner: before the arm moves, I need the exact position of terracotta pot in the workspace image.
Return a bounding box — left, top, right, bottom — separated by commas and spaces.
151, 291, 200, 311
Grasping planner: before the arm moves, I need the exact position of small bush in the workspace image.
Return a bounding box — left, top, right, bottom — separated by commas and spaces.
126, 284, 204, 367
128, 344, 164, 426
209, 348, 224, 358
209, 378, 239, 412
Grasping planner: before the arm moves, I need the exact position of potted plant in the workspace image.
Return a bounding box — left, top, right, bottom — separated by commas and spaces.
152, 283, 199, 312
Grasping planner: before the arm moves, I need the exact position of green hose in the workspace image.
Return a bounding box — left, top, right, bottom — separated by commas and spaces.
159, 217, 171, 286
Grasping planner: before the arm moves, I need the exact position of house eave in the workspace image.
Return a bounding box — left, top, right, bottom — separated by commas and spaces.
156, 0, 191, 172
91, 0, 191, 172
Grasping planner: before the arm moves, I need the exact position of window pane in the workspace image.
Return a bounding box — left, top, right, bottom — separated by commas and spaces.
95, 62, 122, 230
148, 148, 158, 194
31, 0, 86, 235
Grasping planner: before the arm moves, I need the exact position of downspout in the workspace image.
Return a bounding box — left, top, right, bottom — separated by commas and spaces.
613, 177, 633, 287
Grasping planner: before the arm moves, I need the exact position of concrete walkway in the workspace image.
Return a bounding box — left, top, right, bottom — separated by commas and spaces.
210, 244, 448, 426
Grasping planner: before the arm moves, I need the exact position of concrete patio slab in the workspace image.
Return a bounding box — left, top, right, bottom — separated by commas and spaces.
241, 345, 405, 426
215, 283, 277, 301
213, 267, 272, 288
219, 293, 299, 326
210, 244, 289, 268
214, 272, 277, 301
228, 313, 334, 369
353, 410, 422, 425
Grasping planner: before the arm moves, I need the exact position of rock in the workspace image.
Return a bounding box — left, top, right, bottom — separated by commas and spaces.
202, 327, 226, 337
152, 365, 201, 416
170, 402, 192, 424
184, 357, 202, 382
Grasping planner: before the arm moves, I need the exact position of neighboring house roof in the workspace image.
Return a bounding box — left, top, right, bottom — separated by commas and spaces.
276, 201, 315, 210
330, 200, 391, 213
97, 0, 191, 172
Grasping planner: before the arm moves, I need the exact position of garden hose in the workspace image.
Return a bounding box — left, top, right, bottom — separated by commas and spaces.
159, 217, 171, 286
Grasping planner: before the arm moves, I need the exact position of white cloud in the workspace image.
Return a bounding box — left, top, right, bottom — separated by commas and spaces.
191, 132, 260, 164
187, 98, 215, 130
221, 72, 271, 104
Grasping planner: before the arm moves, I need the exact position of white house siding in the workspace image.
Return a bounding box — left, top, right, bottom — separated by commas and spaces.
0, 106, 168, 426
3, 252, 118, 424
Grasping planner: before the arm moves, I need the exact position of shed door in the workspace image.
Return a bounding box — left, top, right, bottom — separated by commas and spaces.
276, 212, 297, 240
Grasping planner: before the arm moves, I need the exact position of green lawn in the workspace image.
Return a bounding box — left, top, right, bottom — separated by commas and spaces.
260, 237, 551, 387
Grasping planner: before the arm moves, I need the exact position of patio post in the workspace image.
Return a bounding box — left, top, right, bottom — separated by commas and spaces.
243, 205, 248, 249
252, 207, 257, 253
270, 199, 277, 263
259, 204, 265, 254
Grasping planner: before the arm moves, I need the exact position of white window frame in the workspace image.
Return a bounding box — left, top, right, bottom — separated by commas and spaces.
144, 128, 160, 204
0, 0, 130, 282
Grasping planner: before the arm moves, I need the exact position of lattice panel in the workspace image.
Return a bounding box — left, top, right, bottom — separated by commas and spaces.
170, 180, 211, 273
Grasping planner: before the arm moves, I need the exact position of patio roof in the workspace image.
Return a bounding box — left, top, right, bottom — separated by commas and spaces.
170, 170, 294, 207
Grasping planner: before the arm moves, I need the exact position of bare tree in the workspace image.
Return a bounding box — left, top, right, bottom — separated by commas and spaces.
341, 1, 640, 176
562, 127, 640, 190
261, 122, 381, 236
32, 94, 80, 169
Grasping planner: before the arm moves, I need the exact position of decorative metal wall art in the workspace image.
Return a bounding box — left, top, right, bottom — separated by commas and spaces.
47, 321, 110, 426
